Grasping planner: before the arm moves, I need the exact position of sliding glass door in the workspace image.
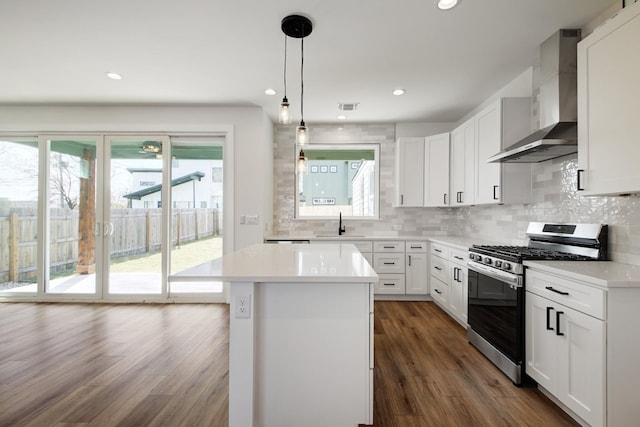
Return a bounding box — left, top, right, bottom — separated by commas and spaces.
0, 137, 40, 296
105, 136, 169, 297
168, 136, 224, 296
0, 133, 226, 302
45, 137, 101, 296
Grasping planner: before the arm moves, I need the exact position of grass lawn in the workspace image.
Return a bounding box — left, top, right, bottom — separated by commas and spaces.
110, 236, 223, 273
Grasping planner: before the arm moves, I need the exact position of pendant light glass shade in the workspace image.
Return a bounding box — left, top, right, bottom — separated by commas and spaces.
279, 97, 291, 124
296, 148, 308, 174
278, 34, 292, 124
296, 121, 308, 146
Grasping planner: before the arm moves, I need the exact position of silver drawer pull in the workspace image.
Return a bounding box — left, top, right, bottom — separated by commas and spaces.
383, 283, 395, 286
454, 256, 464, 260
383, 262, 396, 265
434, 266, 442, 271
410, 245, 422, 249
383, 245, 395, 249
434, 248, 442, 253
434, 289, 442, 294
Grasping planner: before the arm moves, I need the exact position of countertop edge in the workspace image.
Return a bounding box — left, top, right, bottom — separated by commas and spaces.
524, 260, 640, 288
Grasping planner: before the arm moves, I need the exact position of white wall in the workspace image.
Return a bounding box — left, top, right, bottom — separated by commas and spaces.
0, 105, 273, 252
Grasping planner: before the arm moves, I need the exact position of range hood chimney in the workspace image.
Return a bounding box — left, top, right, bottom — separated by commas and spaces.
488, 29, 581, 163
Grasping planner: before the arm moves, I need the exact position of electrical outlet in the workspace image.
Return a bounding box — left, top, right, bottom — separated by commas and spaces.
234, 294, 251, 318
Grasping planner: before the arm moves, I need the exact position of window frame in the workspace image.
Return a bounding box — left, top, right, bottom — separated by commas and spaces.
294, 143, 380, 220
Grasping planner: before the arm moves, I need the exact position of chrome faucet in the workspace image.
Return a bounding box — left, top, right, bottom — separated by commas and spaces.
338, 212, 346, 235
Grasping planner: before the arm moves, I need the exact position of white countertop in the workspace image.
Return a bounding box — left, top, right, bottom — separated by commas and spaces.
264, 234, 497, 251
524, 260, 640, 288
176, 243, 378, 283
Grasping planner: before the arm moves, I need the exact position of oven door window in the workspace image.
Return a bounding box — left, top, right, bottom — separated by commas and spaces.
468, 268, 524, 363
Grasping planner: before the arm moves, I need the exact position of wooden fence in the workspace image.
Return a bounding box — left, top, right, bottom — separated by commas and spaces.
0, 207, 221, 283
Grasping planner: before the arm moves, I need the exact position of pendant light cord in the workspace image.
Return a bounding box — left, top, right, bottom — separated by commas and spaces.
300, 31, 305, 123
283, 34, 288, 98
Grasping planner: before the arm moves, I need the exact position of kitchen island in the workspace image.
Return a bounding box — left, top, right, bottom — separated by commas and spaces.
179, 243, 377, 427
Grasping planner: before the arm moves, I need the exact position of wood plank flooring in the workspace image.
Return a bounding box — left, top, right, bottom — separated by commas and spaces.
0, 301, 578, 426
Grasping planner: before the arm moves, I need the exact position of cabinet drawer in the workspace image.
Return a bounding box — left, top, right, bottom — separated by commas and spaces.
431, 277, 449, 306
406, 241, 428, 253
373, 254, 405, 274
430, 255, 448, 283
431, 243, 450, 259
344, 240, 373, 253
450, 248, 467, 266
526, 269, 605, 320
373, 241, 405, 253
375, 274, 406, 294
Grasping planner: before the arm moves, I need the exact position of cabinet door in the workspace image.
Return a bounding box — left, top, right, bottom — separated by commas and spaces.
396, 138, 424, 206
448, 265, 467, 324
556, 305, 605, 427
475, 100, 503, 204
424, 132, 450, 207
450, 118, 476, 206
577, 4, 640, 196
525, 292, 558, 393
406, 252, 428, 295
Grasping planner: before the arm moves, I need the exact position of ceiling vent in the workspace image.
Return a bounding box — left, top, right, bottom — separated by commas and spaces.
338, 103, 359, 111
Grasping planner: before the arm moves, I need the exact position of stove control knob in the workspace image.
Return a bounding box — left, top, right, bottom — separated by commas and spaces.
503, 262, 511, 271
484, 258, 492, 265
474, 255, 482, 262
495, 260, 502, 268
469, 254, 475, 261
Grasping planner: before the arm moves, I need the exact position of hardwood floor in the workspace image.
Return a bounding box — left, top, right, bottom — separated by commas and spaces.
0, 301, 577, 426
374, 301, 577, 427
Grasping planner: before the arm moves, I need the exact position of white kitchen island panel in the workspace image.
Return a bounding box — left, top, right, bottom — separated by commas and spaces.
181, 243, 377, 427
254, 281, 372, 426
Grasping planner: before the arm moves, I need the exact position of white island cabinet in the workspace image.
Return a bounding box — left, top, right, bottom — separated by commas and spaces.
178, 243, 377, 427
524, 261, 640, 427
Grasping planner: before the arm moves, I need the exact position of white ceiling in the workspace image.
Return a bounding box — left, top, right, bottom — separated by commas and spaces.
0, 0, 615, 124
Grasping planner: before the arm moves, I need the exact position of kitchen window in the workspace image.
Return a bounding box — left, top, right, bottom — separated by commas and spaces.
295, 144, 379, 219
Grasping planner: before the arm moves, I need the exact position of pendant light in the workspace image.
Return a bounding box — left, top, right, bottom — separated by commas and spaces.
296, 148, 308, 174
281, 15, 313, 145
278, 35, 291, 124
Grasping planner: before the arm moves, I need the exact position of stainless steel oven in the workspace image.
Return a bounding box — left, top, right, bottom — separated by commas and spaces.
467, 261, 525, 383
466, 222, 608, 385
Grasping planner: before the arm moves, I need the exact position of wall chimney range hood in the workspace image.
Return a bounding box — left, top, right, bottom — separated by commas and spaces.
488, 29, 581, 163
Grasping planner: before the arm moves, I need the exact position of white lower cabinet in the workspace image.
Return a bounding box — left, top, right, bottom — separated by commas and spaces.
312, 239, 429, 297
406, 241, 428, 294
430, 242, 468, 326
525, 268, 612, 427
448, 248, 468, 324
526, 291, 604, 426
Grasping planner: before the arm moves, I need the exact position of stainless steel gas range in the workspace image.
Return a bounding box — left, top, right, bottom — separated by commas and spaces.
466, 222, 608, 385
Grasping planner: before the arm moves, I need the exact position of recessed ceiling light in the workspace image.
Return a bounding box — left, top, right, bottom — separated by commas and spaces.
265, 88, 277, 96
393, 89, 406, 96
106, 72, 122, 80
337, 115, 347, 120
437, 0, 459, 10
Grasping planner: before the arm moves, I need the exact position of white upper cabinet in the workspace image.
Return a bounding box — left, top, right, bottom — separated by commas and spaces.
577, 2, 640, 196
475, 97, 533, 205
450, 118, 476, 206
424, 132, 450, 207
395, 138, 425, 207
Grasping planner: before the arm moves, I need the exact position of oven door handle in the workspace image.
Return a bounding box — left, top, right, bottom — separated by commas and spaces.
468, 261, 522, 287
